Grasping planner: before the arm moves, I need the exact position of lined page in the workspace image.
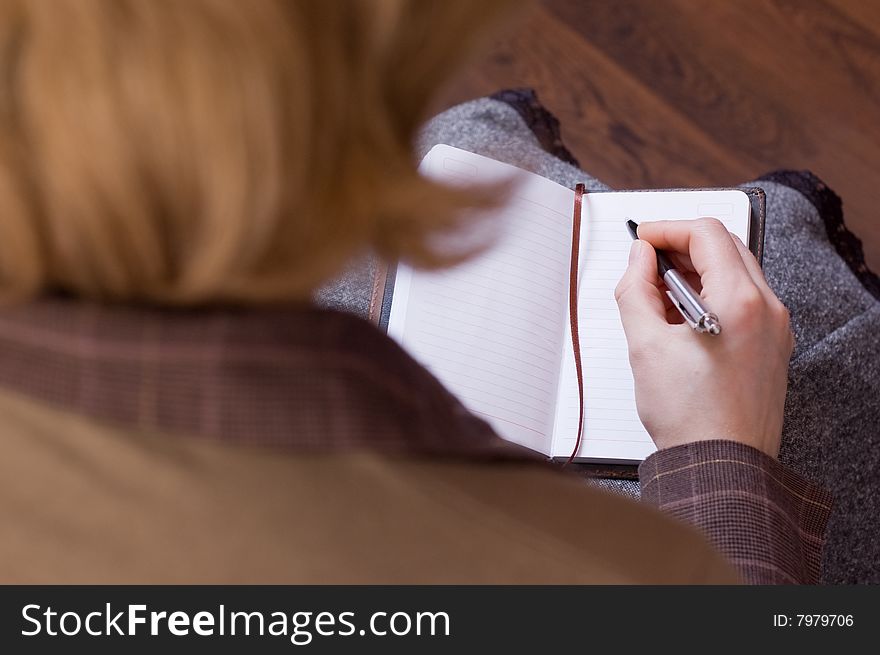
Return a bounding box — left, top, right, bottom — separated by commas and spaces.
550, 190, 752, 461
387, 146, 575, 454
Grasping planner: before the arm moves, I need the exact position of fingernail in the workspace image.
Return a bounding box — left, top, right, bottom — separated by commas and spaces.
628, 239, 642, 264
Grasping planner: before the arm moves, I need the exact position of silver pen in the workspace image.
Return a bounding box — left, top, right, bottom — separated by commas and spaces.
626, 220, 722, 335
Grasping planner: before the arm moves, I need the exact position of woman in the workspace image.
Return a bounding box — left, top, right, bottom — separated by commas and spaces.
0, 0, 840, 583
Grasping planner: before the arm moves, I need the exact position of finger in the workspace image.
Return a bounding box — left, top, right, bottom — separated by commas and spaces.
636, 218, 755, 301
614, 240, 668, 347
669, 251, 695, 273
730, 234, 774, 298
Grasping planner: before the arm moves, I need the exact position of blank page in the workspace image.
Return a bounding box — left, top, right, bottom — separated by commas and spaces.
550, 190, 752, 461
387, 146, 575, 454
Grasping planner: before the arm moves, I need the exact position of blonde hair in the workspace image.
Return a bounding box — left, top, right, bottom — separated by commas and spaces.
0, 0, 516, 304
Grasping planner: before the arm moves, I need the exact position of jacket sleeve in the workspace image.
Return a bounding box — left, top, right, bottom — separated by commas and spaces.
638, 439, 832, 584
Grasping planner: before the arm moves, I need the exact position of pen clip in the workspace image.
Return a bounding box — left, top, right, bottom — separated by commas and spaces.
665, 289, 700, 329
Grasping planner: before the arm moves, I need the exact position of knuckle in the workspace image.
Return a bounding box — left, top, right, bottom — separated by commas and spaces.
696, 216, 725, 232
738, 286, 764, 312
728, 287, 764, 325
773, 300, 791, 326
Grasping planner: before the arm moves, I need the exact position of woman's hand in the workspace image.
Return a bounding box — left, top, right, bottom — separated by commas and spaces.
614, 218, 794, 458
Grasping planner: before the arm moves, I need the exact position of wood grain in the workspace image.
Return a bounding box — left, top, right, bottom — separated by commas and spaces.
439, 0, 880, 271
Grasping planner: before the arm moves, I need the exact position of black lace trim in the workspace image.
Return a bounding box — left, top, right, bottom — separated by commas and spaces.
757, 170, 880, 300
490, 88, 580, 167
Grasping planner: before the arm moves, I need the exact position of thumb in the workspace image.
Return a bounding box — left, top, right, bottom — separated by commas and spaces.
614, 240, 668, 347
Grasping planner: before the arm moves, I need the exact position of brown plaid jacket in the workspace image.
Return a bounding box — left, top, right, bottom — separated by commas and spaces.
0, 298, 830, 583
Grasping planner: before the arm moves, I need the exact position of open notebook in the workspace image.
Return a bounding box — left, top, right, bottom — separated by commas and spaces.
383, 145, 763, 464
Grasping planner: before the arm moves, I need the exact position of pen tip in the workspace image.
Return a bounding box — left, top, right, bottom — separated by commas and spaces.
625, 219, 639, 239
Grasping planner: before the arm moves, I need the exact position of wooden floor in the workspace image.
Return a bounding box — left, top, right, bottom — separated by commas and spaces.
440, 0, 880, 271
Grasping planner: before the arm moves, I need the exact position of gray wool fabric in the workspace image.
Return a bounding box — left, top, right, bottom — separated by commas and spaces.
317, 98, 880, 584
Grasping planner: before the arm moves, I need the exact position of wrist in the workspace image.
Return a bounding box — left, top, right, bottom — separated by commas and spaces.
651, 433, 781, 460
